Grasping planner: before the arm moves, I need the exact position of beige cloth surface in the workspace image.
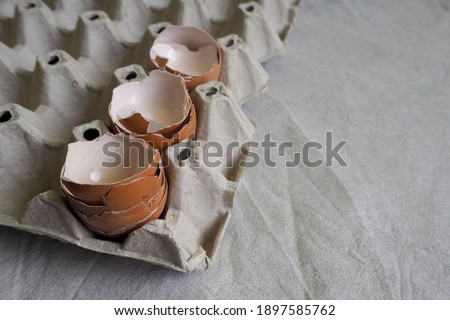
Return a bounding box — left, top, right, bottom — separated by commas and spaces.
0, 0, 449, 299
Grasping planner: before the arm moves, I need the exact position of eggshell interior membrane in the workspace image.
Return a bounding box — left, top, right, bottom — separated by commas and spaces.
110, 70, 189, 134
62, 133, 155, 185
149, 25, 221, 90
151, 43, 219, 76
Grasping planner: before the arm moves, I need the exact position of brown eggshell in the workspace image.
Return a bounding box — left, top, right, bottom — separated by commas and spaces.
101, 173, 167, 219
102, 167, 164, 212
73, 203, 147, 236
110, 71, 190, 136
74, 177, 168, 237
118, 105, 190, 139
137, 101, 197, 150
62, 168, 164, 216
149, 25, 222, 91
109, 71, 197, 150
63, 186, 107, 217
118, 112, 151, 135
180, 62, 221, 92
61, 133, 160, 205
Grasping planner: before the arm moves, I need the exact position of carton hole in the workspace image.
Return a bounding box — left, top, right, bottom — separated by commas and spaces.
206, 87, 218, 97
89, 14, 100, 21
47, 55, 60, 65
26, 3, 36, 9
125, 71, 138, 81
83, 128, 100, 141
0, 111, 12, 123
226, 39, 235, 48
246, 5, 255, 12
157, 27, 166, 34
178, 148, 191, 162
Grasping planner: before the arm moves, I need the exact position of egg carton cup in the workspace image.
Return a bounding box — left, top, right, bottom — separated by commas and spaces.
0, 0, 301, 272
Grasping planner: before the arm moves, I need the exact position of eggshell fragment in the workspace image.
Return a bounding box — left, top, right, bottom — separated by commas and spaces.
73, 173, 168, 237
149, 25, 222, 91
60, 133, 168, 237
114, 101, 197, 150
109, 70, 197, 150
63, 188, 107, 217
102, 171, 164, 212
61, 134, 160, 205
62, 170, 164, 216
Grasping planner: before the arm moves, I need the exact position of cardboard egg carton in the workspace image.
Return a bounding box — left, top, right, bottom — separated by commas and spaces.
0, 0, 300, 272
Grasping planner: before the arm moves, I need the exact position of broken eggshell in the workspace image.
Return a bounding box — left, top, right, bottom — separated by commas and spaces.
61, 133, 160, 205
60, 133, 168, 237
149, 25, 222, 91
62, 173, 164, 216
109, 70, 197, 150
74, 170, 168, 237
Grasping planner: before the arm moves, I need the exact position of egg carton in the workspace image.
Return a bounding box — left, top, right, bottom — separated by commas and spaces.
0, 0, 301, 272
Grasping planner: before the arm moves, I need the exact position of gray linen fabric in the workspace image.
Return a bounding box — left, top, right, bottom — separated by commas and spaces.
0, 0, 449, 299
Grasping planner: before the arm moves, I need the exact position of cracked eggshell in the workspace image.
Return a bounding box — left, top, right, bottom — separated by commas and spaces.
63, 188, 108, 217
109, 70, 197, 150
112, 71, 189, 134
74, 177, 168, 237
60, 133, 160, 205
116, 101, 197, 150
62, 168, 164, 216
149, 25, 222, 91
102, 169, 164, 212
60, 133, 168, 238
